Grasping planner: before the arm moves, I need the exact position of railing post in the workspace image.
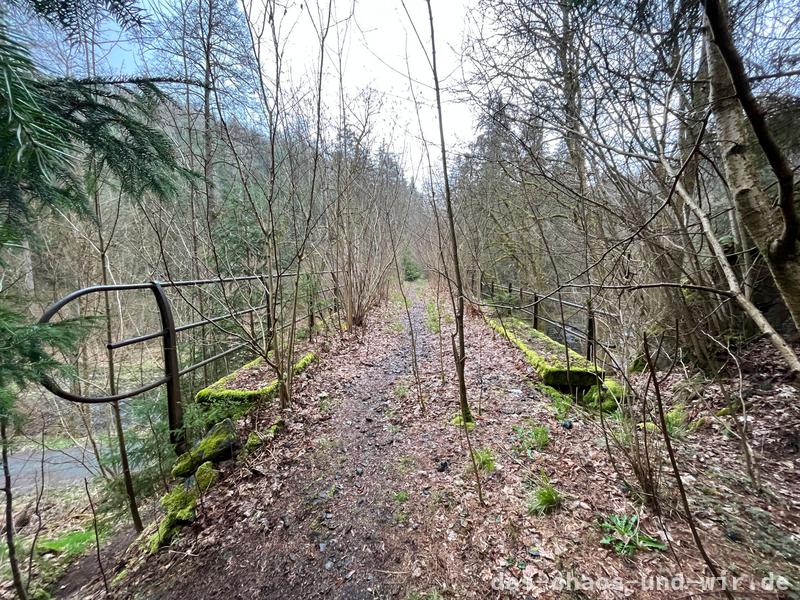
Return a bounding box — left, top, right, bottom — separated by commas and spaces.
151, 281, 186, 454
533, 292, 539, 330
586, 299, 595, 361
308, 286, 315, 340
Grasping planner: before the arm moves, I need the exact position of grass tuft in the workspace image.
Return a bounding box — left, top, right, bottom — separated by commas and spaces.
512, 419, 550, 457
472, 447, 497, 473
525, 470, 562, 515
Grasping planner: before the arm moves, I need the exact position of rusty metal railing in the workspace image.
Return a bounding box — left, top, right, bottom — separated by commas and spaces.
38, 272, 337, 454
474, 273, 618, 361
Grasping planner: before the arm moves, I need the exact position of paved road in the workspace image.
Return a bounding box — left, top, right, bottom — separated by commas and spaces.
4, 446, 100, 494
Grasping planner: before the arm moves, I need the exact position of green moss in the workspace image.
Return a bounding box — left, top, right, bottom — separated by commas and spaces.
195, 353, 316, 425
487, 318, 602, 388
584, 379, 624, 411
195, 461, 218, 492
449, 412, 476, 431
172, 452, 194, 478
293, 351, 316, 374
534, 383, 573, 419
149, 484, 198, 553
242, 417, 285, 458
245, 431, 262, 453
111, 569, 128, 586
171, 418, 236, 478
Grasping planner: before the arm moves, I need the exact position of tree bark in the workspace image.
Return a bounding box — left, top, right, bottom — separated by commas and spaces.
2, 417, 28, 600
704, 7, 800, 330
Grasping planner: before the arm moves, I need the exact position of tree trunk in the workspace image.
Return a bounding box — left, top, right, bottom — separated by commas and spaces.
705, 12, 800, 330
2, 417, 28, 600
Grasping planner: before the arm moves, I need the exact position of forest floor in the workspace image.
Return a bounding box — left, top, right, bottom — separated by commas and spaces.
51, 281, 799, 599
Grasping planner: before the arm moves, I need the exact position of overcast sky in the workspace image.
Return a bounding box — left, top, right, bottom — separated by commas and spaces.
270, 0, 479, 178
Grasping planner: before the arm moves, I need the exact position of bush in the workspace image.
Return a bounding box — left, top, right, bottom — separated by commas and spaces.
402, 255, 422, 281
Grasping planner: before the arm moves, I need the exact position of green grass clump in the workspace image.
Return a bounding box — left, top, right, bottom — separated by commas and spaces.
525, 471, 562, 515
599, 514, 666, 556
395, 383, 410, 398
473, 448, 497, 473
512, 420, 550, 457
393, 490, 410, 503
425, 301, 441, 333
638, 404, 696, 440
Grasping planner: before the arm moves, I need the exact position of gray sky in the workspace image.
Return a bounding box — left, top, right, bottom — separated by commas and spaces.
253, 0, 478, 177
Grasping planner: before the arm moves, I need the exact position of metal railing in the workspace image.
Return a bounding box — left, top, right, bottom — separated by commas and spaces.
39, 271, 338, 454
474, 273, 616, 361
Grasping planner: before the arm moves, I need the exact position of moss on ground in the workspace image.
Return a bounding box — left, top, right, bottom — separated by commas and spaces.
487, 317, 602, 388
242, 417, 285, 456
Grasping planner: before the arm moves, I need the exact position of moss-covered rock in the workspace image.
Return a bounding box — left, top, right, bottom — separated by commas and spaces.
487, 317, 603, 388
171, 418, 237, 478
245, 431, 263, 453
148, 484, 198, 553
584, 378, 624, 411
194, 461, 218, 492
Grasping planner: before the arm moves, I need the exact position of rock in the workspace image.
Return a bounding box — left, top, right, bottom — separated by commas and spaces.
356, 467, 364, 476
561, 419, 573, 430
324, 561, 334, 571
583, 379, 624, 411
195, 461, 218, 492
171, 419, 237, 478
245, 431, 263, 453
437, 460, 449, 472
725, 528, 745, 543
672, 373, 705, 404
149, 483, 198, 553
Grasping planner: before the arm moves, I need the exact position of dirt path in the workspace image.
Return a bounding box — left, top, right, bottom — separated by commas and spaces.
76, 283, 778, 600
110, 284, 549, 599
